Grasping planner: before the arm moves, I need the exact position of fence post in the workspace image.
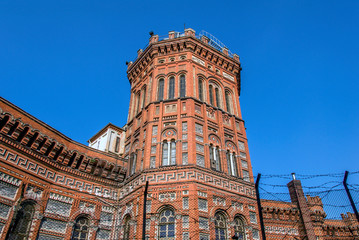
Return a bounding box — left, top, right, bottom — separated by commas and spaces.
255, 173, 266, 240
142, 181, 149, 240
343, 171, 359, 222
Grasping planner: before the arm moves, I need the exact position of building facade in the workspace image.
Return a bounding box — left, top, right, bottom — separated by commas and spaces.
0, 28, 356, 240
120, 29, 259, 240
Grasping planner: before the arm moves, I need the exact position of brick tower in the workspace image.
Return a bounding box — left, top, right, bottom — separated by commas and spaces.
121, 29, 260, 240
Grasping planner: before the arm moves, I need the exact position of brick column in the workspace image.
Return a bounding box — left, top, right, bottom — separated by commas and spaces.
287, 174, 316, 240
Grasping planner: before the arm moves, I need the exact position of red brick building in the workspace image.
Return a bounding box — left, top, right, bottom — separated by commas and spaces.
0, 28, 356, 240
0, 29, 260, 240
261, 176, 359, 240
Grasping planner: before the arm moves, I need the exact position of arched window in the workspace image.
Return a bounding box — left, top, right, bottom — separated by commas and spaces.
215, 87, 221, 108
209, 85, 214, 105
136, 92, 141, 114
142, 87, 147, 108
168, 76, 175, 99
234, 217, 246, 240
209, 144, 221, 171
180, 75, 186, 97
123, 215, 131, 240
129, 152, 137, 175
71, 216, 90, 240
162, 140, 176, 166
226, 151, 238, 177
7, 201, 35, 239
215, 212, 227, 240
198, 78, 204, 101
225, 91, 232, 114
159, 208, 175, 239
158, 79, 164, 101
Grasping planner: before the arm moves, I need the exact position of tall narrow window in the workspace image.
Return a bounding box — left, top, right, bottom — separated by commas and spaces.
226, 151, 238, 177
234, 217, 246, 240
198, 78, 204, 101
225, 91, 231, 114
115, 137, 120, 153
168, 76, 175, 99
162, 141, 169, 166
180, 75, 186, 97
210, 145, 221, 171
7, 202, 35, 239
215, 87, 220, 108
170, 140, 176, 165
158, 79, 164, 101
209, 85, 214, 105
136, 92, 141, 114
215, 212, 227, 240
130, 153, 137, 175
215, 147, 221, 171
158, 209, 175, 239
142, 87, 147, 108
123, 215, 131, 240
162, 140, 176, 166
71, 216, 90, 240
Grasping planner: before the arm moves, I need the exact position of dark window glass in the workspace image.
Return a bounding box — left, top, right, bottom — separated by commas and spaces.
158, 79, 164, 101
123, 216, 131, 240
136, 92, 141, 114
215, 87, 220, 108
142, 87, 146, 108
71, 216, 90, 240
115, 137, 120, 153
225, 91, 231, 113
168, 77, 175, 99
7, 202, 35, 240
209, 85, 214, 105
180, 75, 186, 97
198, 79, 203, 101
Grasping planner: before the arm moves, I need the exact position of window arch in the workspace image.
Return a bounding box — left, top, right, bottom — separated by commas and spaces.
168, 76, 175, 99
71, 215, 90, 240
162, 140, 176, 166
158, 208, 175, 239
123, 215, 131, 240
225, 90, 232, 114
234, 216, 246, 240
158, 78, 164, 101
208, 81, 222, 108
179, 75, 186, 97
7, 201, 35, 239
198, 78, 204, 101
226, 150, 238, 177
215, 212, 227, 240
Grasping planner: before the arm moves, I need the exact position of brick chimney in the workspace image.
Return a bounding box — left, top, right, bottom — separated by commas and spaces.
233, 54, 240, 62
168, 31, 175, 39
222, 47, 229, 56
184, 28, 195, 37
201, 35, 209, 44
149, 34, 159, 44
287, 173, 316, 240
137, 49, 143, 58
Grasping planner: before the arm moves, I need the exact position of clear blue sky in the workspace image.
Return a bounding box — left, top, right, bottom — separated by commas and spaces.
0, 0, 358, 184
